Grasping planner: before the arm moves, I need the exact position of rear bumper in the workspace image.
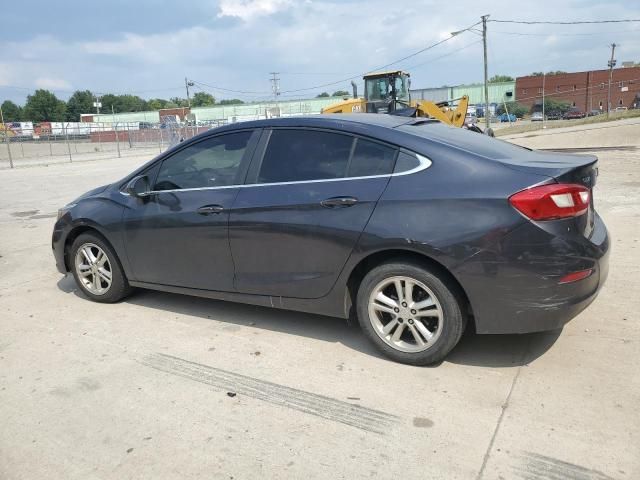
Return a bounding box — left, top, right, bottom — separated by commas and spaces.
457, 213, 610, 334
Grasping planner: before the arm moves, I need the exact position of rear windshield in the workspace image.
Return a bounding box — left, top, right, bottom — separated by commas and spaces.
397, 123, 531, 161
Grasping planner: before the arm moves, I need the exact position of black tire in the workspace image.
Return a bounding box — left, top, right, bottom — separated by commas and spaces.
69, 232, 132, 303
356, 262, 466, 365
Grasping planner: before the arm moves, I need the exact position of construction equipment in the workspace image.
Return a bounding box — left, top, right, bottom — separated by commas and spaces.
322, 70, 483, 132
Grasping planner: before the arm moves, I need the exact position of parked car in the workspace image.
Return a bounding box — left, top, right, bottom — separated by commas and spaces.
563, 109, 586, 119
531, 112, 544, 122
587, 110, 602, 117
499, 113, 516, 122
546, 111, 562, 120
52, 114, 609, 365
614, 106, 628, 112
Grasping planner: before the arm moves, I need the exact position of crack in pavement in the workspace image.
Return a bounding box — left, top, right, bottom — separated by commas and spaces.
476, 338, 532, 480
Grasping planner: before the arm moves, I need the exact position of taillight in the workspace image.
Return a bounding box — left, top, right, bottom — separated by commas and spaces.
509, 183, 590, 220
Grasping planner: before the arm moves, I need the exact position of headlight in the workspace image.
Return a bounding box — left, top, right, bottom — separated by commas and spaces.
57, 203, 77, 220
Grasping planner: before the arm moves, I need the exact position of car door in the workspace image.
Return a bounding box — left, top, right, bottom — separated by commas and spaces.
122, 129, 260, 291
228, 128, 398, 298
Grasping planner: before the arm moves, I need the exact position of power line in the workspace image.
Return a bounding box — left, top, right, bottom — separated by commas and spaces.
405, 40, 482, 71
493, 29, 640, 37
490, 18, 640, 25
188, 79, 270, 95
278, 21, 481, 95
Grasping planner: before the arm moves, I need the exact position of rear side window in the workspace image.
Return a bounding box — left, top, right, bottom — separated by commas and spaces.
348, 139, 397, 177
393, 151, 421, 173
258, 129, 353, 183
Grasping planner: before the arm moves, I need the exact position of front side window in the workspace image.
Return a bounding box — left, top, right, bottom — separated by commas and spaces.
154, 131, 253, 191
257, 130, 353, 183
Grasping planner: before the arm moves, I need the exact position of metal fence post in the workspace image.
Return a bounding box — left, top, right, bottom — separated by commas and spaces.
65, 123, 72, 163
4, 132, 13, 168
0, 106, 14, 168
115, 122, 121, 158
127, 123, 132, 149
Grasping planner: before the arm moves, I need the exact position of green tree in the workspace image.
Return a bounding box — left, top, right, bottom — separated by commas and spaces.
489, 75, 514, 83
332, 90, 350, 97
117, 94, 148, 112
99, 94, 119, 113
99, 94, 148, 113
191, 92, 216, 107
496, 101, 529, 118
316, 92, 330, 98
530, 72, 544, 77
23, 89, 66, 122
543, 98, 571, 114
1, 100, 22, 122
65, 90, 95, 121
146, 98, 167, 110
219, 99, 244, 105
169, 97, 189, 108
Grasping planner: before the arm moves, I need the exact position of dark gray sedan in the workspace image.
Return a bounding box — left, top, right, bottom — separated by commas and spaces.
52, 114, 609, 365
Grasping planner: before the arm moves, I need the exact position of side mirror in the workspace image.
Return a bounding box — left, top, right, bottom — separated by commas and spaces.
125, 175, 150, 198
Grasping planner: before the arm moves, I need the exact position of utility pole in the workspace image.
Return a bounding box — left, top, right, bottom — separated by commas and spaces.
269, 72, 280, 103
481, 14, 490, 132
607, 43, 617, 118
94, 95, 101, 115
185, 77, 194, 108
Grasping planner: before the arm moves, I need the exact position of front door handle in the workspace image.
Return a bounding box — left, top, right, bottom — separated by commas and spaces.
321, 196, 358, 208
197, 204, 224, 215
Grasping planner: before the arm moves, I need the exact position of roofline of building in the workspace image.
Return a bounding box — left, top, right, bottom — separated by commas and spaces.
516, 65, 640, 81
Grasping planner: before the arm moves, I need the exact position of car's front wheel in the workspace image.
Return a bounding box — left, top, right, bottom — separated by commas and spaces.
357, 262, 466, 365
70, 232, 131, 303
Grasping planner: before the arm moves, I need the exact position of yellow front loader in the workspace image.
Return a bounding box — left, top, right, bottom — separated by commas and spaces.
322, 70, 480, 132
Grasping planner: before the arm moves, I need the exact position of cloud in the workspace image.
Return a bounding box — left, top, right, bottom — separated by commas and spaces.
217, 0, 293, 21
34, 77, 72, 90
0, 63, 16, 86
0, 0, 639, 106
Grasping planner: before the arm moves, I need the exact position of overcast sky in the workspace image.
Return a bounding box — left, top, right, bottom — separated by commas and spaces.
1, 0, 639, 105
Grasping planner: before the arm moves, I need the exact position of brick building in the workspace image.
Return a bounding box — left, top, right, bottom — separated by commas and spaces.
515, 66, 640, 112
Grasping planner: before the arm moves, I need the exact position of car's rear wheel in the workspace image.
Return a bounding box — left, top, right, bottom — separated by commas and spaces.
70, 233, 132, 303
357, 262, 466, 365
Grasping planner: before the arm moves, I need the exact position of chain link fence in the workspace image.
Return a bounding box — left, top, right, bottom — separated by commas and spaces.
0, 104, 323, 168
0, 121, 225, 169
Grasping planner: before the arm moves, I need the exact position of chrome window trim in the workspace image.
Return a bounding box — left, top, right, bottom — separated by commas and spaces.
120, 152, 431, 196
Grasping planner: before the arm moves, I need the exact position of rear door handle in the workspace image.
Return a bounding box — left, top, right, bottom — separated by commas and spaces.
321, 196, 358, 208
197, 204, 224, 215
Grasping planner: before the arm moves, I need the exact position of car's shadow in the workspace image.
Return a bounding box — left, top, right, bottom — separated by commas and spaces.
58, 276, 562, 368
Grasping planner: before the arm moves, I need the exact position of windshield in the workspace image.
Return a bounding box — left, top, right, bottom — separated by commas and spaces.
365, 75, 409, 102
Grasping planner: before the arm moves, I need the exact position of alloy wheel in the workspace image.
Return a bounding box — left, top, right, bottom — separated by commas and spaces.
367, 275, 443, 353
74, 243, 112, 295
